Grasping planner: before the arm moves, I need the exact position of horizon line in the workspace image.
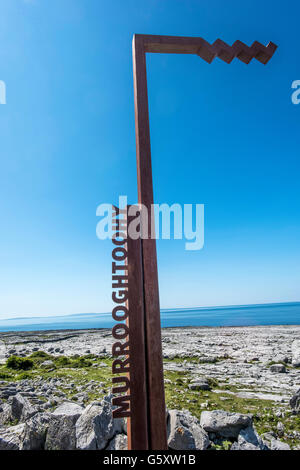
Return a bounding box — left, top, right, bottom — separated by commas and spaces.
0, 300, 299, 322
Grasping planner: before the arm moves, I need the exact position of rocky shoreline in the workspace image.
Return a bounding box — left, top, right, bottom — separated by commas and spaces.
0, 325, 299, 450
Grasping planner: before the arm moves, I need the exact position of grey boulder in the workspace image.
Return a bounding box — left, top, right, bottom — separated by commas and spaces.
269, 364, 286, 373
0, 403, 12, 425
40, 360, 55, 368
230, 426, 268, 450
167, 409, 210, 450
75, 395, 125, 450
261, 432, 290, 450
11, 393, 37, 422
270, 439, 291, 450
189, 381, 211, 391
0, 423, 25, 450
45, 402, 83, 450
106, 433, 128, 450
52, 401, 83, 419
290, 389, 300, 414
292, 340, 300, 367
20, 412, 51, 450
198, 356, 217, 364
200, 410, 251, 439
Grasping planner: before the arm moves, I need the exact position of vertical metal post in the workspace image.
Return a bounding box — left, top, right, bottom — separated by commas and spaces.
132, 36, 168, 450
126, 33, 276, 450
126, 206, 149, 450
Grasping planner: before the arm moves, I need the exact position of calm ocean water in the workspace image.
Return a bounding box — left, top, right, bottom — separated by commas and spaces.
0, 302, 299, 332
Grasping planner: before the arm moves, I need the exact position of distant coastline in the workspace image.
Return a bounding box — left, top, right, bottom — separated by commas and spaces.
0, 301, 299, 332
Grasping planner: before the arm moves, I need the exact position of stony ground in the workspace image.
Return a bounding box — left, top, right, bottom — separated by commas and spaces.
0, 325, 299, 449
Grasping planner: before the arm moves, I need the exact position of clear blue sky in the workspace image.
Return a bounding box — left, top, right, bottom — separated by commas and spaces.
0, 0, 299, 319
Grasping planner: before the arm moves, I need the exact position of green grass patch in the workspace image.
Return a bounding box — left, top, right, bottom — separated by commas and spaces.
6, 356, 34, 370
210, 440, 232, 451
1, 353, 299, 448
0, 371, 12, 379
30, 351, 51, 359
163, 369, 275, 417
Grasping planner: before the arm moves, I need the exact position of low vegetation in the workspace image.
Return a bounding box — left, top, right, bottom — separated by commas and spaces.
0, 353, 299, 449
6, 356, 34, 371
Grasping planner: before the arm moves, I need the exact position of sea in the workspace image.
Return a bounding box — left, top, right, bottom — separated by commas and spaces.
0, 302, 299, 332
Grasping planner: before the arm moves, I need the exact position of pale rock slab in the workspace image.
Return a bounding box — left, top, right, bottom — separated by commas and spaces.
106, 433, 128, 450
290, 388, 300, 414
292, 340, 300, 367
230, 426, 268, 450
11, 393, 37, 422
167, 409, 210, 450
200, 410, 251, 439
0, 403, 12, 425
75, 395, 125, 450
0, 423, 25, 450
45, 413, 79, 450
270, 439, 291, 450
20, 412, 51, 450
52, 401, 83, 419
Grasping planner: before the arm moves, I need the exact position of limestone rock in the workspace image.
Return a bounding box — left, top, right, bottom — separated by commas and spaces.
106, 433, 128, 450
188, 381, 211, 391
0, 423, 25, 450
20, 412, 51, 450
292, 340, 300, 367
167, 409, 210, 450
200, 410, 251, 439
0, 403, 12, 425
52, 401, 83, 419
290, 388, 300, 414
11, 393, 37, 422
44, 402, 83, 450
277, 421, 284, 437
270, 364, 286, 373
45, 413, 79, 450
198, 356, 217, 364
75, 395, 125, 450
40, 360, 55, 368
270, 439, 291, 450
230, 426, 268, 450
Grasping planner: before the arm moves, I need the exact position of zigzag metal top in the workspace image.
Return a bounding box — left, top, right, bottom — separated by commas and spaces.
134, 34, 277, 65
197, 38, 277, 65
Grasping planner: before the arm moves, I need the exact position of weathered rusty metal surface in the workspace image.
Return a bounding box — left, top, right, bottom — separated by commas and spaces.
126, 206, 149, 450
111, 206, 131, 420
135, 34, 277, 64
111, 206, 150, 448
127, 33, 277, 450
132, 36, 168, 450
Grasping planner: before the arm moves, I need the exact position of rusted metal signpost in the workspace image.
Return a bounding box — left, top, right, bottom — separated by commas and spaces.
112, 34, 277, 450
